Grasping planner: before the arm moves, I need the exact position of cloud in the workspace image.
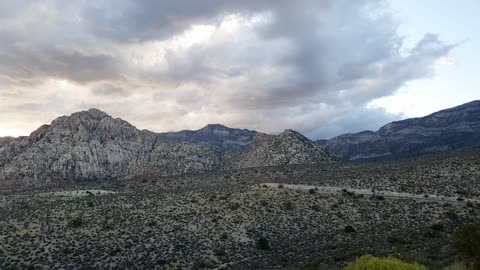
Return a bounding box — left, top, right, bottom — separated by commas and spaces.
0, 0, 455, 139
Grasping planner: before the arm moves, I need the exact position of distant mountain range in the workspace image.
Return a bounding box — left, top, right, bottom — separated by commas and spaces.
158, 124, 257, 152
0, 109, 330, 186
325, 100, 480, 160
148, 100, 480, 161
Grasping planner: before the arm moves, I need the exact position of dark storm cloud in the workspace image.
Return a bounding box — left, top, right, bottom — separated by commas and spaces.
0, 46, 122, 84
82, 0, 293, 42
0, 0, 456, 138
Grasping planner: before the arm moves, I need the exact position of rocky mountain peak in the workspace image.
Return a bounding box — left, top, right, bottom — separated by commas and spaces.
279, 129, 310, 140
203, 124, 229, 130
225, 129, 332, 169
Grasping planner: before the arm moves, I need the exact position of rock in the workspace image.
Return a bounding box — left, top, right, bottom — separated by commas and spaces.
0, 137, 17, 148
225, 129, 333, 169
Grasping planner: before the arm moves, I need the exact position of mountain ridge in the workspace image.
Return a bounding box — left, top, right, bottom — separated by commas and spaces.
158, 123, 257, 152
0, 109, 332, 186
325, 100, 480, 160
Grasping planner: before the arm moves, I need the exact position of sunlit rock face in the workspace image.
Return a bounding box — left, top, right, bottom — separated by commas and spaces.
325, 100, 480, 160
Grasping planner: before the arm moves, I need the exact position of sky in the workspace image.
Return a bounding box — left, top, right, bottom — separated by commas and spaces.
0, 0, 478, 139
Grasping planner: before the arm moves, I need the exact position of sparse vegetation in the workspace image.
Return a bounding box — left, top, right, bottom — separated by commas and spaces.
1, 148, 480, 269
454, 224, 480, 269
67, 216, 84, 228
343, 256, 428, 270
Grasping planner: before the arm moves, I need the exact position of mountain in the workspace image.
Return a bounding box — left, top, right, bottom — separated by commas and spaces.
0, 109, 221, 186
325, 100, 480, 160
158, 124, 257, 152
0, 109, 332, 186
315, 139, 328, 146
225, 129, 333, 169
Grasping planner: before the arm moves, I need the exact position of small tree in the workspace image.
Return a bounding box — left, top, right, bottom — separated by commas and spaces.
257, 237, 270, 250
344, 225, 356, 233
454, 224, 480, 269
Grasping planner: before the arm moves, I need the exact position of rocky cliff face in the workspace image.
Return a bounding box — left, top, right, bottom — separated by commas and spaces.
0, 137, 17, 148
158, 124, 257, 152
225, 129, 333, 169
0, 110, 333, 186
0, 109, 221, 186
325, 100, 480, 160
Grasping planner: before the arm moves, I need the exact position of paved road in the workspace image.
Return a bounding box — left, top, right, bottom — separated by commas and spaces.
259, 183, 480, 204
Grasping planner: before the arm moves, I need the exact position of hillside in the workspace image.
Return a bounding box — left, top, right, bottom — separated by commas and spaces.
225, 129, 332, 169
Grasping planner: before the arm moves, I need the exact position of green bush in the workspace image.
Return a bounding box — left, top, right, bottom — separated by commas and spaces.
344, 225, 356, 233
344, 256, 428, 270
454, 224, 480, 269
257, 237, 270, 250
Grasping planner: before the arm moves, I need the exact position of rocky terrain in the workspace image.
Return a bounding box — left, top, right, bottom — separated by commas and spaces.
158, 124, 257, 152
1, 147, 479, 269
326, 100, 480, 160
0, 109, 331, 187
0, 109, 222, 186
225, 130, 332, 170
0, 137, 17, 148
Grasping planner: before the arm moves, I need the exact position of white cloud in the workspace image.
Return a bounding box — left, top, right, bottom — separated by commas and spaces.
0, 0, 455, 139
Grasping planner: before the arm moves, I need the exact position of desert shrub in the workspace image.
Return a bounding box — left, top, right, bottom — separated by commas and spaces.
344, 225, 356, 233
453, 224, 480, 269
213, 248, 226, 257
257, 237, 270, 250
296, 263, 321, 270
146, 220, 156, 227
430, 223, 445, 232
446, 211, 459, 220
283, 201, 294, 210
193, 260, 215, 269
388, 235, 411, 244
68, 216, 84, 228
344, 256, 428, 270
229, 202, 241, 210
